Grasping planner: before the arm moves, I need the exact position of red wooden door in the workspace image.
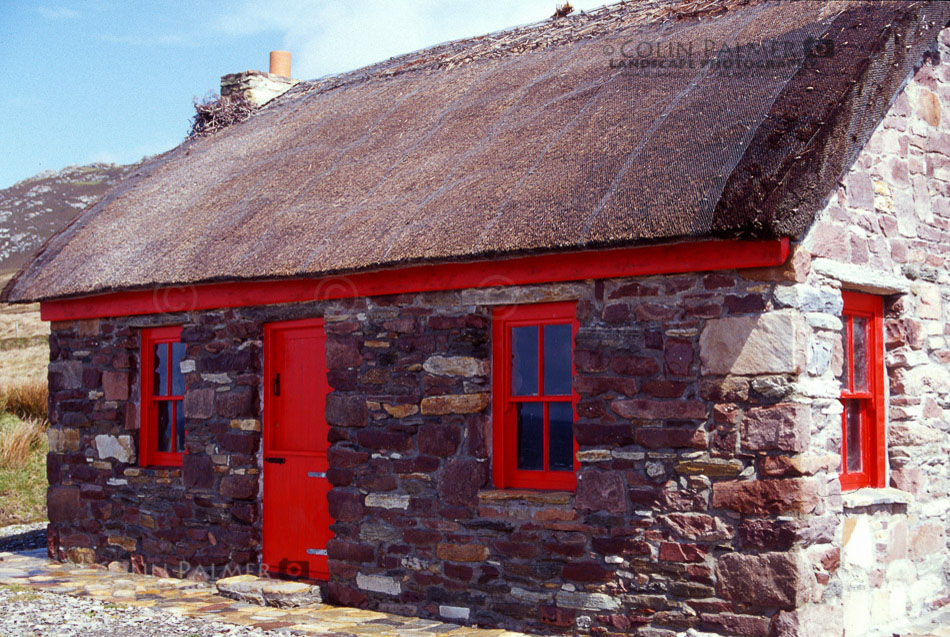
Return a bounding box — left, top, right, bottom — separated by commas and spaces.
262, 318, 332, 580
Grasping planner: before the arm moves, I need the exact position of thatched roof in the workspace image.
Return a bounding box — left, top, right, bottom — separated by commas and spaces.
5, 0, 948, 303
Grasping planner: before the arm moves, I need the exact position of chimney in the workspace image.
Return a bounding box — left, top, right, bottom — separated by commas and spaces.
220, 51, 299, 109
270, 50, 292, 77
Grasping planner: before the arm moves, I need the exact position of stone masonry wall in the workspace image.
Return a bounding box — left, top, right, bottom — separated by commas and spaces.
47, 269, 835, 635
322, 278, 835, 636
788, 28, 950, 636
46, 310, 265, 578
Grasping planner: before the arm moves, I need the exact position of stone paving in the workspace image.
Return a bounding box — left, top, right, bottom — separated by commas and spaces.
4, 547, 950, 636
0, 549, 523, 637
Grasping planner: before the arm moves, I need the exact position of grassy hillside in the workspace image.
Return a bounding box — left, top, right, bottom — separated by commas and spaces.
0, 274, 49, 525
0, 161, 143, 273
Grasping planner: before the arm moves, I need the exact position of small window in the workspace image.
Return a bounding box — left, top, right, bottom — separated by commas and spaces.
492, 302, 578, 490
140, 326, 185, 467
839, 292, 885, 490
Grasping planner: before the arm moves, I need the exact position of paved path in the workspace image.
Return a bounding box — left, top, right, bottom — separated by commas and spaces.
0, 549, 521, 637
5, 547, 949, 636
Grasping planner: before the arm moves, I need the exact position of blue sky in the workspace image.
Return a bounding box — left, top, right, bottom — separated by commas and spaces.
0, 0, 604, 189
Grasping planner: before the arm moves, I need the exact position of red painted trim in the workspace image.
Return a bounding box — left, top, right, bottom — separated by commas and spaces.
492, 302, 578, 491
140, 325, 184, 468
40, 239, 790, 321
839, 292, 885, 490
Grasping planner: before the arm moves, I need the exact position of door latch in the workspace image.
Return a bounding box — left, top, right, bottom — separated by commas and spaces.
272, 373, 280, 396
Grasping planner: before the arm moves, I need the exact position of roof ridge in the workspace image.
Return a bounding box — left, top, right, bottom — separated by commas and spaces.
275, 0, 765, 104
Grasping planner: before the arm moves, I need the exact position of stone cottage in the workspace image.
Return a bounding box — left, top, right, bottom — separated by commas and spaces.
4, 1, 950, 634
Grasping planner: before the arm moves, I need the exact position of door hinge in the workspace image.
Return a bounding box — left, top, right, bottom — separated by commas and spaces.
273, 373, 280, 396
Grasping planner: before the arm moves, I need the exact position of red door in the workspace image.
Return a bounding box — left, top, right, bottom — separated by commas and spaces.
262, 318, 332, 580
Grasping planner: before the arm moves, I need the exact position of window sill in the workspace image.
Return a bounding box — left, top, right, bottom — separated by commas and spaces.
478, 489, 573, 505
842, 487, 913, 512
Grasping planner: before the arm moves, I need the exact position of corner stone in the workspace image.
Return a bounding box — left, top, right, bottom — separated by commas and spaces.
716, 552, 814, 609
740, 403, 811, 453
700, 310, 806, 375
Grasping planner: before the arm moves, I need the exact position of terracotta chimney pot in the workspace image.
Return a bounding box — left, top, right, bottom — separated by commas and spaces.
270, 50, 292, 77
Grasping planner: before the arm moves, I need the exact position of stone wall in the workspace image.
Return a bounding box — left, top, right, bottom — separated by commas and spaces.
46, 310, 266, 578
788, 27, 950, 636
318, 277, 838, 635
47, 269, 836, 634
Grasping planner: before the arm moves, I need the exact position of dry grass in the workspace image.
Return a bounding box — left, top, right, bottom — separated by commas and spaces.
0, 276, 50, 524
0, 413, 48, 525
0, 379, 48, 420
0, 344, 48, 388
0, 417, 47, 470
0, 302, 47, 341
0, 275, 48, 388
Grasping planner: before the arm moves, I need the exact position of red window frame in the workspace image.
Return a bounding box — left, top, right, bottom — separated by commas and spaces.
140, 325, 185, 467
839, 292, 886, 490
491, 302, 579, 491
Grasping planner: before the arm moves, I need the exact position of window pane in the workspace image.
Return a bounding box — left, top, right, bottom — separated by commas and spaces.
516, 402, 544, 470
852, 317, 868, 392
511, 326, 539, 396
838, 316, 851, 391
543, 323, 573, 396
175, 401, 185, 452
549, 402, 574, 471
154, 343, 169, 396
171, 342, 186, 395
158, 401, 173, 452
846, 400, 862, 473
839, 320, 851, 390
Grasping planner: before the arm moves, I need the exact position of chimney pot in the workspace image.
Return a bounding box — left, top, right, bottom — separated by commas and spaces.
269, 50, 292, 77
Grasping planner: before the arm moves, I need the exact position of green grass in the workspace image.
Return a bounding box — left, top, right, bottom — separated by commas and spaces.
0, 335, 48, 351
1, 584, 41, 600
0, 412, 48, 525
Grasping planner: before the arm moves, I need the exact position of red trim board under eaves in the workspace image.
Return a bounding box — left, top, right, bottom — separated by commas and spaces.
40, 238, 790, 321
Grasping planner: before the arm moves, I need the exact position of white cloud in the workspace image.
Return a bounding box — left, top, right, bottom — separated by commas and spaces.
36, 6, 79, 20
216, 0, 608, 79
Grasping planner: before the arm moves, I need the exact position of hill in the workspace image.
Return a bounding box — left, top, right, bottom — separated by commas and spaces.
0, 162, 143, 274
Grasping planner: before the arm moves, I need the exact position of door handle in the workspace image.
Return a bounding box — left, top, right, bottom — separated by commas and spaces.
273, 373, 281, 396
265, 457, 286, 464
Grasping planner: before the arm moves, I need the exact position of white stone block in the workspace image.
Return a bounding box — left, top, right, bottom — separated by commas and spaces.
94, 434, 135, 464
842, 516, 874, 571
842, 589, 872, 637
555, 590, 620, 611
365, 493, 410, 509
439, 605, 471, 620
356, 573, 401, 595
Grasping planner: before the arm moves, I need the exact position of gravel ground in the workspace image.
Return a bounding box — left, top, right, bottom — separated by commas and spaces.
0, 586, 273, 637
0, 522, 46, 552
